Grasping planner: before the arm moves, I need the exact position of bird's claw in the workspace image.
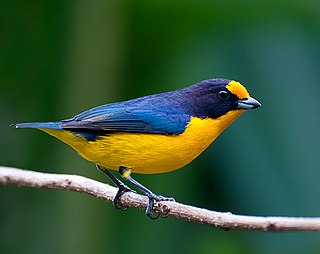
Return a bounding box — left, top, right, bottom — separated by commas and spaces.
154, 195, 176, 202
145, 194, 175, 219
113, 184, 136, 210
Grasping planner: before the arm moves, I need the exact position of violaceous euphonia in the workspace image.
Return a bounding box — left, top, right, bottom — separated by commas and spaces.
12, 78, 261, 218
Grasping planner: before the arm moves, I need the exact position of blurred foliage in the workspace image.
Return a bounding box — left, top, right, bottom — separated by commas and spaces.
1, 0, 320, 254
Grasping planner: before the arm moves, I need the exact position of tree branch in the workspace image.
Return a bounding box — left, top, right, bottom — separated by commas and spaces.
1, 166, 320, 232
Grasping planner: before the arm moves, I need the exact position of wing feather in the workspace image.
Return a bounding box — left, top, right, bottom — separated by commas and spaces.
60, 102, 190, 135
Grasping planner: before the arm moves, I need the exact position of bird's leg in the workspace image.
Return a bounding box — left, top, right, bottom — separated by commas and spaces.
96, 165, 135, 210
118, 166, 175, 219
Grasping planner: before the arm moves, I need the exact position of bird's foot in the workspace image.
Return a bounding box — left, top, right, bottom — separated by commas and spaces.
113, 183, 136, 210
145, 194, 176, 219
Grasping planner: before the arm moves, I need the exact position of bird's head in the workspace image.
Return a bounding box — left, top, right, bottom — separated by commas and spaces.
186, 78, 261, 119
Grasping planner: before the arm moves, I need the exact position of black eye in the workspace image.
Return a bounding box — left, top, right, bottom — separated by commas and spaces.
218, 90, 230, 100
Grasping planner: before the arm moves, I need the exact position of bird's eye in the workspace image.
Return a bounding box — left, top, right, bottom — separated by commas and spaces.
218, 90, 230, 100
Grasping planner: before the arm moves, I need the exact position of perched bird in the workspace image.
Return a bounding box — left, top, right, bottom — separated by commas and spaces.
12, 78, 261, 218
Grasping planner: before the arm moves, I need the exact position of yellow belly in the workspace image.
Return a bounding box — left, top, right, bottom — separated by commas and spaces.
41, 110, 244, 174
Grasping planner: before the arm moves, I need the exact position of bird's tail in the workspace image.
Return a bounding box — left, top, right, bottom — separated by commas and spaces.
11, 121, 63, 130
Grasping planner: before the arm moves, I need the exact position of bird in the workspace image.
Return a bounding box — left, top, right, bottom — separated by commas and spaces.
11, 78, 261, 219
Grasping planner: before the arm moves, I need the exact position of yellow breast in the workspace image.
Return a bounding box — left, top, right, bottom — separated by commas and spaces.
41, 110, 244, 174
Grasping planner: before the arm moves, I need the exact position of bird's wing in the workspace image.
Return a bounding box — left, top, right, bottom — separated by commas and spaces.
60, 103, 190, 135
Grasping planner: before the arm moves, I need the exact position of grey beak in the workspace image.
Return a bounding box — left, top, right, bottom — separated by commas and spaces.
236, 97, 261, 109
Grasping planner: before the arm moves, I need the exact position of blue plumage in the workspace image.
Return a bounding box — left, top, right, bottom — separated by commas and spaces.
13, 79, 239, 139
12, 122, 63, 130
61, 102, 190, 135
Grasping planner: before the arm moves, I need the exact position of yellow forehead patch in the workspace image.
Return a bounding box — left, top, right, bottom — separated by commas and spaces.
226, 81, 250, 99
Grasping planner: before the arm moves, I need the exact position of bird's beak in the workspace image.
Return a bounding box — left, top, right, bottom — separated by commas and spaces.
236, 97, 261, 110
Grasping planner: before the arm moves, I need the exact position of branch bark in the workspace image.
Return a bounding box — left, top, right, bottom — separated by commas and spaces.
1, 166, 320, 232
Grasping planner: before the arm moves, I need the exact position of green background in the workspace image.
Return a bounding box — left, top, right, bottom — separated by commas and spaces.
1, 1, 320, 253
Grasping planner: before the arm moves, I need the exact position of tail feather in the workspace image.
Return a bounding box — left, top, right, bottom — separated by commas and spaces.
11, 122, 63, 130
